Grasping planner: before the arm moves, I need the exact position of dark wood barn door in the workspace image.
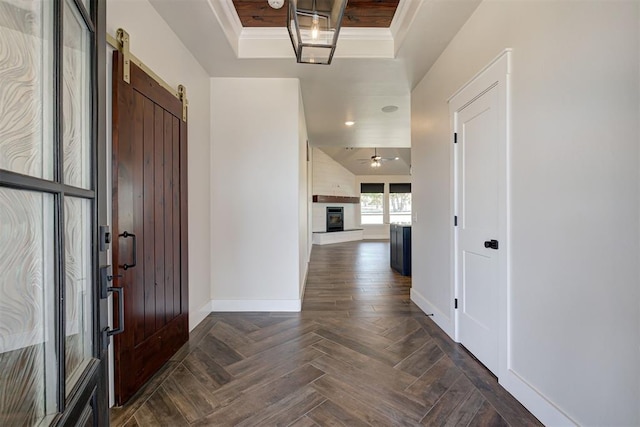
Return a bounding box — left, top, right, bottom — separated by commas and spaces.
111, 50, 188, 405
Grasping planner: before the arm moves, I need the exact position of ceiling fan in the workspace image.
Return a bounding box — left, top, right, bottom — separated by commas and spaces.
357, 148, 398, 168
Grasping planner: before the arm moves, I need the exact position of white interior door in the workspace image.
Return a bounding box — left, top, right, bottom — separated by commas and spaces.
451, 52, 510, 377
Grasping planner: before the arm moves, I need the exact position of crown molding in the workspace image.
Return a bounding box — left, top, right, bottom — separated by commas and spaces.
390, 0, 424, 53
213, 0, 415, 60
208, 0, 243, 55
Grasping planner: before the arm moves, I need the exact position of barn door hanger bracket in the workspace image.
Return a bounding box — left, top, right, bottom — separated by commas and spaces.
116, 28, 131, 84
178, 85, 188, 122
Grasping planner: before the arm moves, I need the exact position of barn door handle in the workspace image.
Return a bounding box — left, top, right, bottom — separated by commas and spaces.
484, 239, 499, 250
118, 231, 137, 270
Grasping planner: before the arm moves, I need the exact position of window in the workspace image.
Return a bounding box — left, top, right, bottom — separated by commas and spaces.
389, 183, 412, 224
360, 183, 384, 224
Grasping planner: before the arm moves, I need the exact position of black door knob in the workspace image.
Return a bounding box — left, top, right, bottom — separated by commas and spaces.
484, 239, 499, 250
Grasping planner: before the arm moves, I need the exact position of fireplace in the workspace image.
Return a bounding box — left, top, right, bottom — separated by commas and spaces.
326, 207, 344, 232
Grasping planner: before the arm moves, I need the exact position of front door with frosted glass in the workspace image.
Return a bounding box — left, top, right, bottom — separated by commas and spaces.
0, 0, 107, 425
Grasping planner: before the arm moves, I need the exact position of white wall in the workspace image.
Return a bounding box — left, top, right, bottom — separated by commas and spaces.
411, 2, 639, 426
355, 175, 412, 239
210, 78, 306, 311
311, 148, 358, 232
312, 148, 357, 196
298, 89, 310, 297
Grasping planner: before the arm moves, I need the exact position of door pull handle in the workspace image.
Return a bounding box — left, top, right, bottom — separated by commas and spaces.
100, 266, 125, 349
107, 286, 125, 337
118, 231, 137, 270
484, 239, 499, 250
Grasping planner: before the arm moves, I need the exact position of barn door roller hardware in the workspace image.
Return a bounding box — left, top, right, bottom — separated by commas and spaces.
106, 28, 188, 122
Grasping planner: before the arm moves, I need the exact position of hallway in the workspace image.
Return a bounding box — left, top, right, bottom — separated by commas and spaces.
111, 241, 541, 426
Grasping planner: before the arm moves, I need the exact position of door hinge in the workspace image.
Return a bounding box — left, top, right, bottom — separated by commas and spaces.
455, 298, 458, 309
454, 215, 458, 226
454, 132, 458, 144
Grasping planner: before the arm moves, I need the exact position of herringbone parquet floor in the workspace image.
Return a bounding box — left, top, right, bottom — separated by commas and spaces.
111, 240, 542, 426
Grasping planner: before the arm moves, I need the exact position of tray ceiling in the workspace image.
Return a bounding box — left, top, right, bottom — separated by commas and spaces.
232, 0, 400, 28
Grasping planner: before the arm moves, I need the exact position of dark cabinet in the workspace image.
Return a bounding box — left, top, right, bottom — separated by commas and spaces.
390, 224, 411, 276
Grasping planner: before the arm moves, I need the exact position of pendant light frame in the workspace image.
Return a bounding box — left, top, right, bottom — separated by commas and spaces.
287, 0, 348, 65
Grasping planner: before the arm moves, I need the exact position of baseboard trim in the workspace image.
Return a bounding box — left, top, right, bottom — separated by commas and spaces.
300, 262, 309, 300
189, 300, 213, 332
211, 299, 302, 312
500, 370, 577, 426
410, 288, 454, 338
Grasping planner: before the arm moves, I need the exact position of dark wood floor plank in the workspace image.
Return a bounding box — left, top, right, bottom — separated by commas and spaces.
405, 355, 464, 407
120, 416, 139, 427
235, 385, 326, 427
208, 320, 255, 355
182, 347, 232, 390
306, 399, 371, 427
312, 375, 420, 426
161, 364, 216, 423
196, 332, 244, 366
246, 317, 302, 341
444, 389, 486, 427
288, 415, 320, 427
312, 339, 417, 388
385, 326, 432, 358
379, 317, 422, 340
216, 316, 261, 334
420, 375, 476, 425
394, 339, 445, 377
314, 327, 403, 366
310, 354, 419, 399
237, 321, 320, 356
469, 400, 510, 427
226, 332, 324, 378
169, 316, 217, 362
192, 365, 325, 426
138, 386, 189, 427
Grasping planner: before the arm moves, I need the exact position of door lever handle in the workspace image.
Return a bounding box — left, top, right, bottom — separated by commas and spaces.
484, 239, 499, 250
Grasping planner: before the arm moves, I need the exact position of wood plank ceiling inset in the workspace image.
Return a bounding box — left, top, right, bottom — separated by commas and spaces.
232, 0, 400, 28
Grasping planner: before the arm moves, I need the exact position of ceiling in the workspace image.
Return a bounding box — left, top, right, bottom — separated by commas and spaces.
319, 147, 411, 175
232, 0, 400, 28
148, 0, 481, 173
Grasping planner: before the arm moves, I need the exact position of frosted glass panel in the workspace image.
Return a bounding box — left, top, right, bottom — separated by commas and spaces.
63, 0, 91, 189
0, 187, 56, 426
0, 1, 53, 179
64, 197, 93, 395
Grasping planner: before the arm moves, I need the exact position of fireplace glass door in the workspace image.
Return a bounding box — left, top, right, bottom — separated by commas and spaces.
326, 207, 344, 232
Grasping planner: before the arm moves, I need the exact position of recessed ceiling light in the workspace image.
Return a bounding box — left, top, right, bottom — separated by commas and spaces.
345, 121, 355, 126
394, 157, 400, 160
381, 105, 398, 113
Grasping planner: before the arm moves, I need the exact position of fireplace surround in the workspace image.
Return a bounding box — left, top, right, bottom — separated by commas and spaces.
326, 207, 344, 232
